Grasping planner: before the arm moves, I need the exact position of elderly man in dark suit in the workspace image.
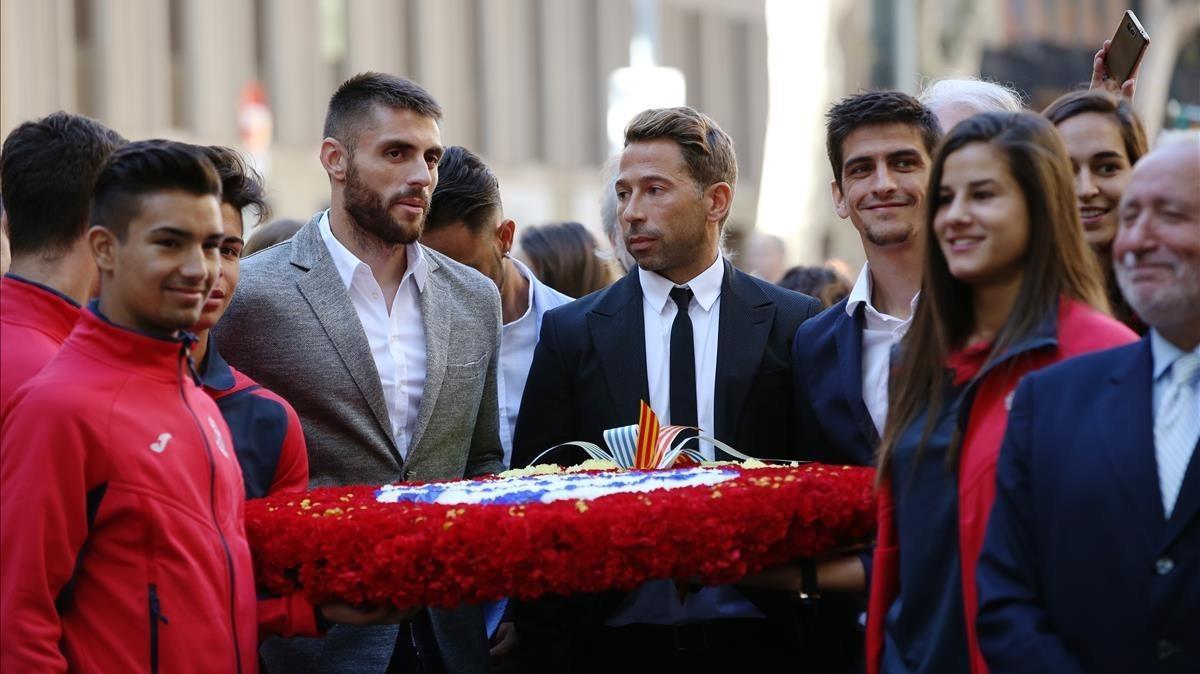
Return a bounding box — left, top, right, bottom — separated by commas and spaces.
512, 106, 821, 674
977, 137, 1200, 674
217, 73, 503, 674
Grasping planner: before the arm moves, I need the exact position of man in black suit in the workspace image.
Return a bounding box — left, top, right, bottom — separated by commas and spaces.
512, 106, 820, 673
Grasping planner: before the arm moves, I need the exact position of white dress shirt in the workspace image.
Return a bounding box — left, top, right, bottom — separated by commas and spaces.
498, 258, 571, 467
846, 262, 919, 437
608, 255, 762, 626
319, 211, 428, 459
639, 254, 722, 458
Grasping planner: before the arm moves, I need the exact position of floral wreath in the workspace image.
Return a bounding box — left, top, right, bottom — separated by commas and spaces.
245, 404, 876, 608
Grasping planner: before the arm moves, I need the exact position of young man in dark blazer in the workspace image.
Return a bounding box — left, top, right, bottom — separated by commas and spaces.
977, 137, 1200, 674
512, 106, 820, 673
788, 91, 940, 672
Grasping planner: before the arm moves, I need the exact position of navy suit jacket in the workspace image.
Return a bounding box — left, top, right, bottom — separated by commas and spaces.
512, 260, 821, 467
791, 298, 878, 671
510, 261, 820, 671
977, 339, 1200, 674
792, 297, 879, 467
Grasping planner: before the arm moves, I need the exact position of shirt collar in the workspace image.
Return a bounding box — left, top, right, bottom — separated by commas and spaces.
845, 262, 873, 316
3, 273, 83, 308
1150, 329, 1198, 382
506, 257, 538, 325
318, 210, 429, 293
80, 300, 199, 384
845, 261, 919, 320
198, 333, 236, 392
638, 254, 725, 314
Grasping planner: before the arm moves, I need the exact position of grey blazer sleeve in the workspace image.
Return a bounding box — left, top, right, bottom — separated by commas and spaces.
466, 295, 505, 477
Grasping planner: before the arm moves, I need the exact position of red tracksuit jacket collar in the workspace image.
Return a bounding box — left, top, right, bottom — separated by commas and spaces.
69, 302, 198, 384
1, 274, 81, 344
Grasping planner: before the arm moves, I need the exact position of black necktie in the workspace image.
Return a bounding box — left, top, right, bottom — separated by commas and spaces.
669, 286, 697, 429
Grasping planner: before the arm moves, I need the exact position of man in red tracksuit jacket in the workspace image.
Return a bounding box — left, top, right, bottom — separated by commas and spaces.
0, 141, 259, 672
0, 112, 125, 409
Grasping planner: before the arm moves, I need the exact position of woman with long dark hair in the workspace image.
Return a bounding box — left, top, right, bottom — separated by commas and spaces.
1043, 90, 1149, 332
865, 112, 1137, 674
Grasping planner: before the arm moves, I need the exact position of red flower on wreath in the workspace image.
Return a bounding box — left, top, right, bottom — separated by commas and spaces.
244, 464, 876, 609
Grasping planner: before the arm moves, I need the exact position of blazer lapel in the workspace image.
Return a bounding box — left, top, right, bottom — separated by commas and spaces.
408, 256, 450, 456
714, 263, 774, 444
836, 303, 880, 451
587, 270, 649, 422
1101, 340, 1164, 544
1161, 437, 1200, 550
291, 220, 399, 458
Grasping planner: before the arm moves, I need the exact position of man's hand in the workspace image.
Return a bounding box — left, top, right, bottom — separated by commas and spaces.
318, 602, 417, 625
737, 555, 867, 595
736, 562, 805, 593
1090, 39, 1143, 102
489, 621, 518, 658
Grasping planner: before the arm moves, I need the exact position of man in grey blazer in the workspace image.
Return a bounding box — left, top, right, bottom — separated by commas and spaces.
217, 73, 504, 674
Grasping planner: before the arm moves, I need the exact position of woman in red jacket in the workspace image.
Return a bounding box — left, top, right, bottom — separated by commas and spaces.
865, 112, 1138, 674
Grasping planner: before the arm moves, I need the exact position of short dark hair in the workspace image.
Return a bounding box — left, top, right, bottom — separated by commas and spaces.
425, 146, 502, 235
323, 72, 443, 150
826, 91, 941, 188
0, 111, 125, 257
624, 106, 738, 190
91, 140, 222, 240
199, 145, 270, 224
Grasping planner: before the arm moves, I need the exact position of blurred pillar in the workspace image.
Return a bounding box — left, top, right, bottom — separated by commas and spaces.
756, 0, 848, 266
477, 0, 538, 164
1135, 0, 1200, 139
179, 0, 255, 142
539, 0, 591, 169
696, 13, 737, 153
261, 0, 328, 145
90, 0, 171, 137
0, 0, 75, 134
344, 0, 406, 76
407, 0, 478, 150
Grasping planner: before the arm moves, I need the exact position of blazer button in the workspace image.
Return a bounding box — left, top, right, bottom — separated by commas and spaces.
1155, 557, 1175, 575
1157, 639, 1179, 660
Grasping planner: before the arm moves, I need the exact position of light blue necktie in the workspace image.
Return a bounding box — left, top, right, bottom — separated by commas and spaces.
1155, 352, 1200, 518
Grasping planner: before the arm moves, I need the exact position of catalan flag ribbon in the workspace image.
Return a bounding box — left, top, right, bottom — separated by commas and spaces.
634, 401, 661, 469
527, 400, 780, 469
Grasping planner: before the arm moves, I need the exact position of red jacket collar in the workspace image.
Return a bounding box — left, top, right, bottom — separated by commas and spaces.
66, 303, 196, 384
1, 274, 81, 345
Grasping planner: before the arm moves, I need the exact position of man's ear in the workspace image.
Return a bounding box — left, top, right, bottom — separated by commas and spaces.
88, 225, 118, 273
705, 182, 733, 226
496, 218, 516, 255
831, 179, 850, 219
320, 138, 350, 182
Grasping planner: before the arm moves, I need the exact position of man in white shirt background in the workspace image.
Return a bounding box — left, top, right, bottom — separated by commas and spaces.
420, 145, 573, 668
421, 146, 572, 467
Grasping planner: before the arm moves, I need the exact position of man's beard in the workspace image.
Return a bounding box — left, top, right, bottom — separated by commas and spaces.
344, 162, 426, 246
863, 220, 914, 247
